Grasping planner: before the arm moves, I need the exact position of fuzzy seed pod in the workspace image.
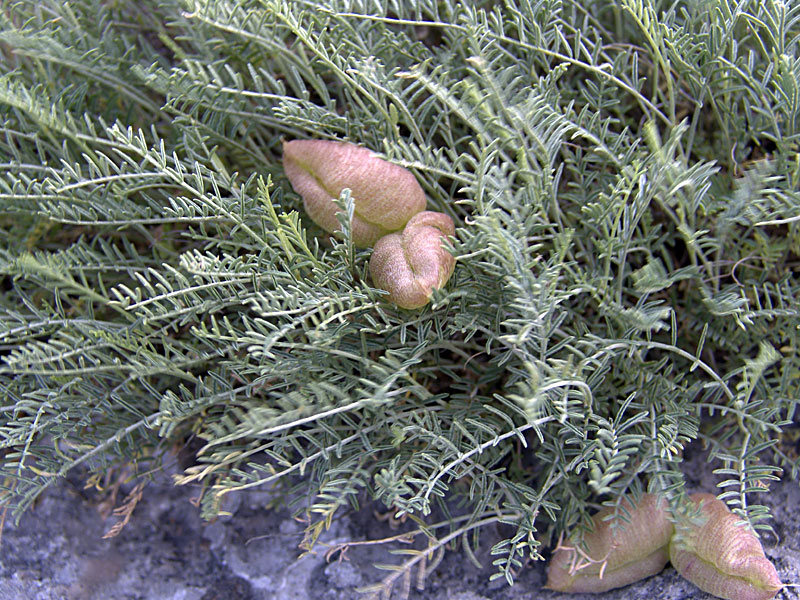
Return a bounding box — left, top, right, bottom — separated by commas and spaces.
369, 211, 455, 309
670, 493, 782, 600
545, 494, 673, 594
282, 139, 427, 248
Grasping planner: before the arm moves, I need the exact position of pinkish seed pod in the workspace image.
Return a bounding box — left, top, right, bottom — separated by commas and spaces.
545, 493, 673, 594
369, 211, 455, 309
670, 493, 782, 600
282, 139, 427, 248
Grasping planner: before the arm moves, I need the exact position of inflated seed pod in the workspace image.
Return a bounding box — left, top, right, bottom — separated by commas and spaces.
545, 494, 673, 594
369, 210, 455, 309
670, 493, 782, 600
282, 139, 427, 248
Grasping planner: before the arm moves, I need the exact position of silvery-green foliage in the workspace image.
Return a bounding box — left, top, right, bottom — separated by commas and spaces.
1, 0, 798, 595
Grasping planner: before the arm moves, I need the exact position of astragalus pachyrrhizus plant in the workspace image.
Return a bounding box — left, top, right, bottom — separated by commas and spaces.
0, 0, 797, 598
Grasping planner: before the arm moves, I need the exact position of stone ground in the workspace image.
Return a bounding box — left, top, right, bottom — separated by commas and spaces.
1, 448, 799, 600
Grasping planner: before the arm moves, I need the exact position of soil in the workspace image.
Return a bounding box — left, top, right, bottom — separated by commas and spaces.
1, 450, 798, 600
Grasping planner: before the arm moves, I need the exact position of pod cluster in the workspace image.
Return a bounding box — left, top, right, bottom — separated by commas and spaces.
283, 139, 454, 309
545, 493, 783, 600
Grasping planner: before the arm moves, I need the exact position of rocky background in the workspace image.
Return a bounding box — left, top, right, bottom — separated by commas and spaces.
2, 447, 799, 600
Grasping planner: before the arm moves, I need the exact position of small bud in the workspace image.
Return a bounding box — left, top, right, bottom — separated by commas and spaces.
545, 494, 673, 594
369, 211, 455, 309
670, 493, 782, 600
282, 139, 427, 247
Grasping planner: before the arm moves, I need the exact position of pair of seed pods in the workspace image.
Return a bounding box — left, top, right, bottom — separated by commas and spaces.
283, 139, 455, 310
545, 493, 783, 600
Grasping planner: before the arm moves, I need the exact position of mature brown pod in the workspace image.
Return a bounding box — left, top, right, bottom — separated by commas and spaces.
369, 211, 455, 309
282, 139, 427, 248
670, 493, 782, 600
545, 493, 673, 594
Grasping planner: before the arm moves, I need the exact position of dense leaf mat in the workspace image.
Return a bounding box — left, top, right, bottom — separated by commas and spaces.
1, 1, 798, 596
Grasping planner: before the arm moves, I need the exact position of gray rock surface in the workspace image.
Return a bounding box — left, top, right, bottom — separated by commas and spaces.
1, 452, 798, 600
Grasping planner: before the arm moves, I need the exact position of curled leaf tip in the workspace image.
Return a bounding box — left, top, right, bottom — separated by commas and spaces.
545, 493, 673, 594
282, 139, 426, 247
670, 493, 782, 600
369, 210, 455, 309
